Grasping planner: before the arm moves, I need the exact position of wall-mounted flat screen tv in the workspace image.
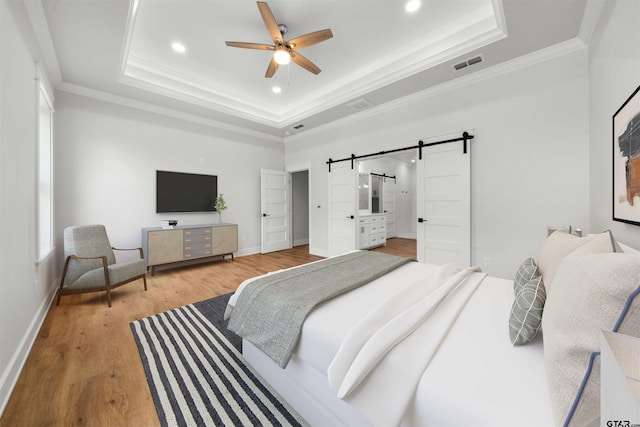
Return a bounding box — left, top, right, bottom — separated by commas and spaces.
156, 170, 218, 213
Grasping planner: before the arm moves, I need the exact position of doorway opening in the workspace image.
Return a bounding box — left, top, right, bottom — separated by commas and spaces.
291, 170, 309, 251
357, 156, 417, 243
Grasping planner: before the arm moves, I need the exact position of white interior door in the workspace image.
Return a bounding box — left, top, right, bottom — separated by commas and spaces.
261, 169, 291, 254
383, 177, 396, 238
417, 141, 471, 266
328, 161, 358, 257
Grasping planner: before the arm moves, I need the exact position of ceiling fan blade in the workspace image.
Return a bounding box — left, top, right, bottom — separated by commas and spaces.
225, 41, 275, 50
257, 1, 283, 44
290, 51, 321, 75
265, 57, 279, 78
287, 29, 333, 50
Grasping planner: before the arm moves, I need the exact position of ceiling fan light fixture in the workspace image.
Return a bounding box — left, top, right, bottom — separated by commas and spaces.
274, 48, 291, 65
225, 2, 332, 77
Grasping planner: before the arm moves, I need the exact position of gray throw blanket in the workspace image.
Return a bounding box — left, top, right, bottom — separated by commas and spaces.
228, 251, 414, 368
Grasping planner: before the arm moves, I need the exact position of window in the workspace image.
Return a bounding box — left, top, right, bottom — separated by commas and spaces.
37, 78, 53, 261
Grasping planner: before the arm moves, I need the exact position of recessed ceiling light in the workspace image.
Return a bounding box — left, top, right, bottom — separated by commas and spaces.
272, 86, 282, 94
171, 42, 186, 53
411, 159, 416, 163
405, 0, 421, 13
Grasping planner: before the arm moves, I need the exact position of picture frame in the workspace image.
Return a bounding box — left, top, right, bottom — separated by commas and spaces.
613, 84, 640, 225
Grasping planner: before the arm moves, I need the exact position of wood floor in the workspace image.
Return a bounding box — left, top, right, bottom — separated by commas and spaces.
0, 238, 415, 427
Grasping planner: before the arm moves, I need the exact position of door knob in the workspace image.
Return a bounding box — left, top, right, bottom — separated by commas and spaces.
346, 215, 354, 219
262, 213, 269, 217
418, 218, 425, 223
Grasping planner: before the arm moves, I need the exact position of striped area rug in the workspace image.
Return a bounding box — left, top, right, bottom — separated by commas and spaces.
131, 300, 307, 427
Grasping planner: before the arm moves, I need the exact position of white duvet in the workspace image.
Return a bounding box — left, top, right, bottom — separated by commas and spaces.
328, 264, 485, 426
230, 258, 554, 426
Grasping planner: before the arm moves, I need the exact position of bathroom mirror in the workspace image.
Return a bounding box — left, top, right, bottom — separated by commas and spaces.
358, 173, 369, 212
358, 172, 384, 214
371, 174, 383, 213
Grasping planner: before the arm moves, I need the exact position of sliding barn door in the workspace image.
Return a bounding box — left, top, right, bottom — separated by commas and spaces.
328, 161, 358, 257
416, 141, 471, 266
260, 169, 291, 254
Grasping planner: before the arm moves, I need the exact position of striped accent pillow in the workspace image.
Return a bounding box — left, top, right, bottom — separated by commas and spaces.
509, 276, 546, 346
514, 257, 539, 296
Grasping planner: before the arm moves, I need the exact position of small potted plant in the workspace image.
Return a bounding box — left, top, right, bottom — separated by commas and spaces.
214, 193, 227, 223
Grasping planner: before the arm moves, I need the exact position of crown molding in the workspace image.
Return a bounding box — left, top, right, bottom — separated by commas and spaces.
54, 37, 585, 147
117, 0, 505, 129
119, 0, 285, 127
126, 55, 279, 113
22, 0, 63, 86
118, 63, 282, 128
277, 1, 507, 128
578, 0, 608, 44
35, 62, 55, 106
118, 0, 139, 80
286, 38, 587, 143
56, 82, 284, 143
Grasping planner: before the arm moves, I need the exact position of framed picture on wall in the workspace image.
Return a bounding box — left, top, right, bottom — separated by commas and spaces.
613, 83, 640, 225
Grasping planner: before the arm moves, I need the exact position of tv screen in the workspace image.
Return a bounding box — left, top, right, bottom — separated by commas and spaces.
156, 170, 218, 213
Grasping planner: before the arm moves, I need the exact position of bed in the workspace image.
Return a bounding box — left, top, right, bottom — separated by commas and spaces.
225, 229, 640, 427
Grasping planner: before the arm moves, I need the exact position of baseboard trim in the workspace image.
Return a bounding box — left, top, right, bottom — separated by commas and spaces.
235, 246, 261, 257
293, 238, 309, 247
0, 281, 58, 417
310, 247, 329, 258
396, 233, 417, 240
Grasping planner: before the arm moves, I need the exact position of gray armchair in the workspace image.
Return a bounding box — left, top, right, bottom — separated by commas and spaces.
56, 224, 147, 307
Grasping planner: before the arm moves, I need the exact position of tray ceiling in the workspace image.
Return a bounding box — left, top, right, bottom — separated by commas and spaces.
35, 0, 588, 138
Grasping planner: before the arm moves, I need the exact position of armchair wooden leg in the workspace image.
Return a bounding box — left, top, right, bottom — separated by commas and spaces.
101, 257, 112, 308
143, 274, 147, 291
57, 257, 72, 306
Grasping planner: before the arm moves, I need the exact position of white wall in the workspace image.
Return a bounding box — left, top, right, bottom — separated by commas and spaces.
285, 44, 590, 278
0, 0, 59, 414
588, 0, 640, 248
54, 92, 285, 262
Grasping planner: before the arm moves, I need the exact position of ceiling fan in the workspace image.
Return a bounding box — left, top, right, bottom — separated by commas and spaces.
225, 1, 333, 78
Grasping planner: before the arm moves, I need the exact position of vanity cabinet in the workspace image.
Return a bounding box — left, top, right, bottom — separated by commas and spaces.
142, 223, 238, 275
358, 214, 387, 249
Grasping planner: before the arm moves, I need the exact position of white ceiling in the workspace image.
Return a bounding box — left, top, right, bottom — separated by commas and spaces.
33, 0, 588, 138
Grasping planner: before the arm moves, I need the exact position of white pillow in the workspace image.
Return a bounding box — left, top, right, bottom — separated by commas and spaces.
537, 229, 619, 293
570, 230, 623, 256
542, 253, 640, 426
